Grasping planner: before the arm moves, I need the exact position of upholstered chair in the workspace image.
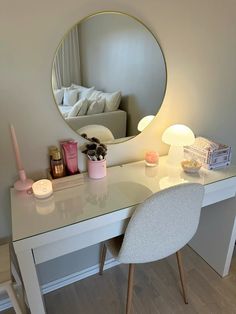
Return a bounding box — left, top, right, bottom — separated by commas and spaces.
77, 124, 114, 142
99, 183, 204, 314
0, 243, 24, 314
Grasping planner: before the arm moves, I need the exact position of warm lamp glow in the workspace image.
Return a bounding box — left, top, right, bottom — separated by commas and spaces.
162, 124, 195, 146
162, 124, 195, 166
137, 115, 155, 132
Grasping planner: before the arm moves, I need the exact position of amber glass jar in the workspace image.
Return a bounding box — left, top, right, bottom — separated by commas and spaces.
51, 150, 65, 178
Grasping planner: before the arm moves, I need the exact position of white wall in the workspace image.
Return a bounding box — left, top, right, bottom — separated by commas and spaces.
1, 0, 236, 284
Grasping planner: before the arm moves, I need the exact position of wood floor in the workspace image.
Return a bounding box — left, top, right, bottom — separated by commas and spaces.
3, 246, 236, 314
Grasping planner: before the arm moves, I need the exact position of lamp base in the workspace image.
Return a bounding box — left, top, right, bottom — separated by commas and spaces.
167, 145, 184, 167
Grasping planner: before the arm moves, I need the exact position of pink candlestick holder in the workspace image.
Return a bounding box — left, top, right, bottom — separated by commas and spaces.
14, 169, 34, 191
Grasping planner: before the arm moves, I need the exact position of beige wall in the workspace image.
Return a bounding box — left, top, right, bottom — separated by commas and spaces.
1, 0, 236, 284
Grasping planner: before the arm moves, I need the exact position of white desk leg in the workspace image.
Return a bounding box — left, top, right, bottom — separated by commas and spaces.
15, 248, 46, 314
189, 197, 236, 277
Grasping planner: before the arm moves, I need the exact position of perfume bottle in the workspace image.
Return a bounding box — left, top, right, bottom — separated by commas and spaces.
51, 149, 65, 178
49, 146, 58, 168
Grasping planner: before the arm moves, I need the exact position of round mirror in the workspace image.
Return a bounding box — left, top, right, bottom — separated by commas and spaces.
52, 12, 167, 143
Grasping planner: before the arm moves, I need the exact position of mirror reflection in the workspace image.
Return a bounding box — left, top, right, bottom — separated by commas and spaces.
52, 12, 167, 143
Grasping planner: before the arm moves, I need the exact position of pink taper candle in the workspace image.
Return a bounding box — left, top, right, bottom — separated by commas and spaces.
9, 124, 34, 191
10, 124, 23, 170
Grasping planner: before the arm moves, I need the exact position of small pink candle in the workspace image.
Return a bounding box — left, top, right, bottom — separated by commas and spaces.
10, 124, 23, 170
145, 151, 159, 166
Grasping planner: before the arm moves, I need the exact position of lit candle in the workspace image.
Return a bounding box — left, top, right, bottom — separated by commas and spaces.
10, 124, 23, 170
145, 151, 159, 167
32, 179, 53, 199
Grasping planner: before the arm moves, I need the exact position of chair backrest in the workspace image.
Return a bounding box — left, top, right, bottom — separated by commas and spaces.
77, 124, 114, 142
118, 183, 204, 264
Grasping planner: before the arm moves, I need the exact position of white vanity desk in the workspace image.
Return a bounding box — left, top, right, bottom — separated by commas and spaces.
11, 156, 236, 314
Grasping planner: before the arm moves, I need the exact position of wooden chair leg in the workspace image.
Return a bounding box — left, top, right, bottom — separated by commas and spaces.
176, 250, 188, 304
6, 283, 23, 314
126, 264, 135, 314
99, 243, 107, 275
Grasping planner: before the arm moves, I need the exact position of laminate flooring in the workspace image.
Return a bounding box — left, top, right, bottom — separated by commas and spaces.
3, 246, 236, 314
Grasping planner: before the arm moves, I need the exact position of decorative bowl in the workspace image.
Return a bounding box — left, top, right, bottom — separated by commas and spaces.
181, 160, 202, 173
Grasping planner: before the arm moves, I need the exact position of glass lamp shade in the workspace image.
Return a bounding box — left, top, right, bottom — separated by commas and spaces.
162, 124, 195, 166
137, 115, 155, 132
162, 124, 195, 146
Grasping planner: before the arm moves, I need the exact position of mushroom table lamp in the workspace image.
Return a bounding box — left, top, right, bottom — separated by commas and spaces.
162, 124, 195, 166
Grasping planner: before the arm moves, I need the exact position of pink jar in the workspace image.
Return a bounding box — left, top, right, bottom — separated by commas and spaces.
87, 159, 107, 179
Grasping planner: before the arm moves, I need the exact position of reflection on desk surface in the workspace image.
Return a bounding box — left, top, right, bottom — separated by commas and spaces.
11, 157, 236, 242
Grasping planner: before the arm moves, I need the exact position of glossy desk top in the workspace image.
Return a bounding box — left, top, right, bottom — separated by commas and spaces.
11, 157, 236, 242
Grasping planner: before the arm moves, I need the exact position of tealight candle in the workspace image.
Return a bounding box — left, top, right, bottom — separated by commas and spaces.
145, 151, 159, 167
32, 179, 53, 199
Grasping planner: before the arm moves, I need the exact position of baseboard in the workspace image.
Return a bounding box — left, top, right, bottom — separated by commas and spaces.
42, 258, 119, 294
0, 258, 118, 312
0, 298, 12, 312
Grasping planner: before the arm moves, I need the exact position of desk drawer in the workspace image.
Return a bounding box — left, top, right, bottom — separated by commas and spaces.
33, 219, 129, 264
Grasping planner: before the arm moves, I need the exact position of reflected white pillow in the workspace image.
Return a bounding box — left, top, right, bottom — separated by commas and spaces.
89, 90, 121, 112
70, 84, 95, 100
103, 91, 121, 112
89, 90, 104, 100
54, 89, 64, 105
80, 87, 95, 100
63, 89, 78, 106
67, 98, 88, 117
87, 99, 105, 115
71, 84, 92, 91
